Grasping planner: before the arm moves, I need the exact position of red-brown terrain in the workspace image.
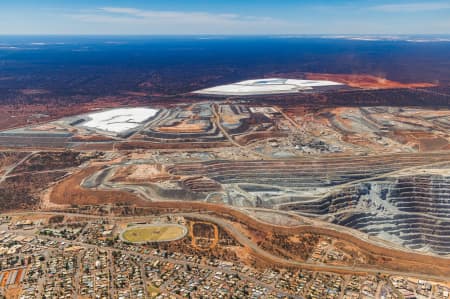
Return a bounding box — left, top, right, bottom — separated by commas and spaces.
305, 73, 436, 89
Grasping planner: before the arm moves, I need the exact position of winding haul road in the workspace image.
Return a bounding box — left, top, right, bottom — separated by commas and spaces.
9, 210, 450, 281
180, 213, 450, 281
83, 157, 450, 260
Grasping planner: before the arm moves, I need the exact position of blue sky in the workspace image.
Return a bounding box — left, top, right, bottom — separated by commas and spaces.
1, 0, 449, 35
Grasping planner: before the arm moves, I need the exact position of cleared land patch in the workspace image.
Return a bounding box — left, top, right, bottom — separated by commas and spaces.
305, 73, 436, 89
120, 224, 187, 243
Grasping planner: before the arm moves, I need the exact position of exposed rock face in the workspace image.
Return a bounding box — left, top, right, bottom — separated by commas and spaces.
288, 174, 450, 255
167, 154, 450, 255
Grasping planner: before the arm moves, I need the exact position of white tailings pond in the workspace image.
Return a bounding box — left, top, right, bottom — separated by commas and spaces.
194, 78, 343, 95
82, 107, 159, 133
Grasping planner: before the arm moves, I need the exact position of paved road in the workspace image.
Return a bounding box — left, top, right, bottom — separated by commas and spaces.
37, 234, 303, 299
180, 213, 450, 281
7, 209, 450, 281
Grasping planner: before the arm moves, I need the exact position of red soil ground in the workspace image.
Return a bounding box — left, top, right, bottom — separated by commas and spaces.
0, 97, 149, 131
49, 166, 145, 206
305, 73, 436, 89
47, 169, 450, 278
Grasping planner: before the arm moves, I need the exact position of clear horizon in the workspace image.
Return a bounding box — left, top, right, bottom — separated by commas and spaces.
1, 0, 449, 35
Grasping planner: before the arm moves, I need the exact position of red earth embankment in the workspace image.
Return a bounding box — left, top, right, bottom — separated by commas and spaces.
306, 73, 436, 89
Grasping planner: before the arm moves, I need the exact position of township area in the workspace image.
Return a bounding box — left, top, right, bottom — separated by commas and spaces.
0, 76, 450, 298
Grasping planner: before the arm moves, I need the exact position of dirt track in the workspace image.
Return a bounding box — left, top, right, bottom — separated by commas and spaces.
47, 172, 450, 279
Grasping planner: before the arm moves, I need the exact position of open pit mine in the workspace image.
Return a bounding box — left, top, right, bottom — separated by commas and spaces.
1, 77, 450, 295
